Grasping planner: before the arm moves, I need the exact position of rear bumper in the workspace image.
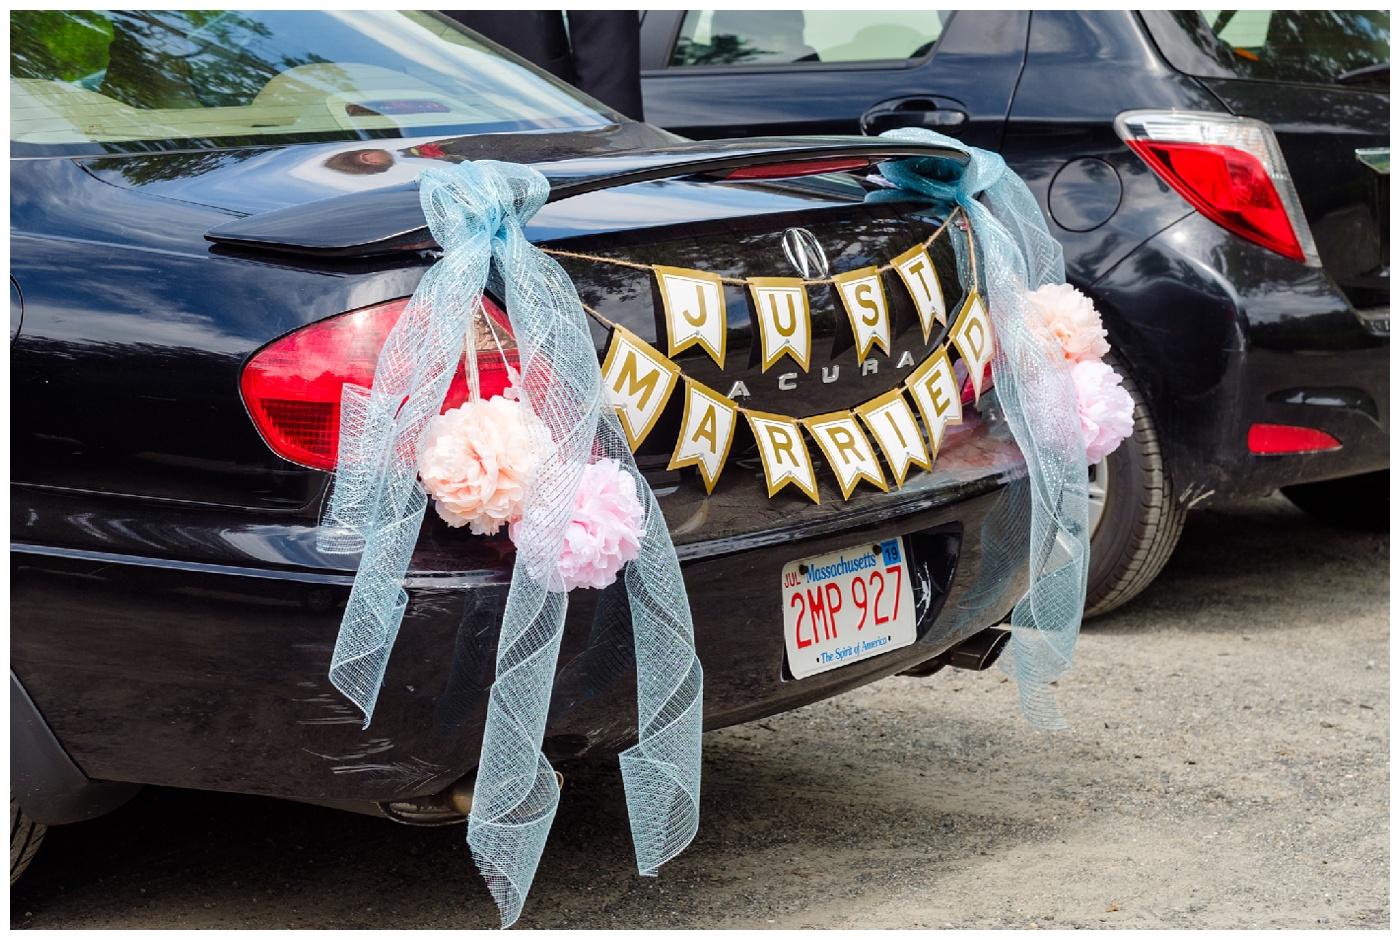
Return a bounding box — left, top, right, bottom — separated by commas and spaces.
1090, 212, 1389, 503
11, 467, 1026, 806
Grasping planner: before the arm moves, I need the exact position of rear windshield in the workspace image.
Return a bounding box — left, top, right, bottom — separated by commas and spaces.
10, 10, 614, 153
1144, 10, 1390, 86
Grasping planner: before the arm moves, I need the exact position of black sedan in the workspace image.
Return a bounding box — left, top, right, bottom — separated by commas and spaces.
640, 9, 1391, 614
11, 10, 1040, 893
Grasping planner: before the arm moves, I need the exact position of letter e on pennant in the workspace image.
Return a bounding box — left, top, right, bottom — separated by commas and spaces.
904, 346, 963, 460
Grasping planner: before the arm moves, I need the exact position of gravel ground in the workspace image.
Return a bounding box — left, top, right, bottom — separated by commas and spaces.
11, 493, 1389, 929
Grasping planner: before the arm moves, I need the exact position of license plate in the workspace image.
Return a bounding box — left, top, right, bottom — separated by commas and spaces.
781, 538, 918, 680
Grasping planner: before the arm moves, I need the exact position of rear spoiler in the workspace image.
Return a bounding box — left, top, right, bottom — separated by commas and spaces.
204, 136, 967, 259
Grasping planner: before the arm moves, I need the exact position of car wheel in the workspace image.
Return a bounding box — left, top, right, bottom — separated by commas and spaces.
1281, 469, 1390, 531
10, 796, 46, 885
1084, 363, 1187, 618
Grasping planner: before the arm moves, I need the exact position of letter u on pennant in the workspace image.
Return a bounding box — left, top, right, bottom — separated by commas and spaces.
655, 265, 727, 369
747, 276, 812, 373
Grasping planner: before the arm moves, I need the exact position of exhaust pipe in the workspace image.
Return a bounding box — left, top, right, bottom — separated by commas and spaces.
381, 770, 564, 826
900, 627, 1010, 677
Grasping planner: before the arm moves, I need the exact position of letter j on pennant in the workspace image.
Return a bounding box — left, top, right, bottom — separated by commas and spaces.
655, 265, 727, 369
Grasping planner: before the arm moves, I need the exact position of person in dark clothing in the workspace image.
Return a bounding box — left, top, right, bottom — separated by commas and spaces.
442, 10, 644, 122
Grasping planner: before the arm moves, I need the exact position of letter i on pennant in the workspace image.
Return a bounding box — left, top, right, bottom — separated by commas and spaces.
855, 388, 931, 488
655, 265, 727, 369
668, 380, 738, 493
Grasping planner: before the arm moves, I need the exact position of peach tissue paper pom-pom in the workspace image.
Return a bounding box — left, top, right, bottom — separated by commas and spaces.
419, 396, 549, 535
1073, 359, 1135, 464
516, 457, 645, 592
1027, 282, 1111, 364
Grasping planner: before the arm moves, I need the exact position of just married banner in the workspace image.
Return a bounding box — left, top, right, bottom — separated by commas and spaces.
550, 210, 994, 503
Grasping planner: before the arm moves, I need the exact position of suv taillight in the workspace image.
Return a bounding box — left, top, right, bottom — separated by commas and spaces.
240, 297, 517, 470
1115, 110, 1320, 266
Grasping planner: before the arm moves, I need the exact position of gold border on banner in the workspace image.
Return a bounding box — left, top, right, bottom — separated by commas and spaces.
654, 264, 727, 370
744, 410, 821, 504
854, 387, 932, 489
903, 346, 963, 463
950, 291, 994, 404
891, 244, 947, 344
601, 327, 681, 451
667, 379, 738, 494
746, 276, 812, 374
802, 410, 888, 500
832, 266, 892, 364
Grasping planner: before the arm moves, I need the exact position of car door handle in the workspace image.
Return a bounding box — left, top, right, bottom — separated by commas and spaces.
860, 98, 968, 136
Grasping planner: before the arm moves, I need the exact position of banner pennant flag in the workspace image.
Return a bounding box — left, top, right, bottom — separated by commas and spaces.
655, 265, 727, 369
833, 266, 892, 364
802, 411, 888, 500
892, 244, 946, 343
668, 380, 738, 494
950, 292, 994, 403
747, 276, 812, 373
745, 410, 820, 504
855, 388, 931, 488
904, 346, 963, 461
601, 327, 681, 451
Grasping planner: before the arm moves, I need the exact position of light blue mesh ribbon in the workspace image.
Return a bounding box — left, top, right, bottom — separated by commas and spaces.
317, 160, 702, 928
879, 128, 1088, 730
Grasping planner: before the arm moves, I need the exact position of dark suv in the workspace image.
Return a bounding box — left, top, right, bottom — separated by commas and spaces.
639, 9, 1390, 614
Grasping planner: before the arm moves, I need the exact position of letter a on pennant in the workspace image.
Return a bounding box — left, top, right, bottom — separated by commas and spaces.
747, 277, 811, 373
669, 380, 738, 493
950, 292, 994, 403
832, 267, 891, 364
904, 347, 963, 461
655, 265, 727, 369
601, 327, 681, 451
855, 388, 931, 488
892, 245, 946, 343
745, 411, 820, 503
803, 411, 887, 500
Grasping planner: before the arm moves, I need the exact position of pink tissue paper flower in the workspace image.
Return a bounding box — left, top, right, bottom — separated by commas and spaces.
1073, 359, 1135, 464
515, 457, 645, 592
1027, 282, 1111, 364
419, 396, 549, 535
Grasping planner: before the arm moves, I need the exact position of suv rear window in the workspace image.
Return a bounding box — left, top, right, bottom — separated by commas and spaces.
1144, 10, 1390, 86
10, 10, 612, 152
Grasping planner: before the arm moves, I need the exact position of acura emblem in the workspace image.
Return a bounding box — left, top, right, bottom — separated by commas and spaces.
782, 228, 829, 280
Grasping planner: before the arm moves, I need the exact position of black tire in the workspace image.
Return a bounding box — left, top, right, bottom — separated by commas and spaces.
1084, 363, 1187, 618
10, 796, 46, 885
1281, 469, 1390, 531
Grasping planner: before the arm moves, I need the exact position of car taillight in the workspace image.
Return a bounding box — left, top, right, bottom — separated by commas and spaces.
726, 158, 871, 180
1247, 423, 1342, 455
959, 362, 994, 407
240, 296, 518, 470
1115, 110, 1320, 266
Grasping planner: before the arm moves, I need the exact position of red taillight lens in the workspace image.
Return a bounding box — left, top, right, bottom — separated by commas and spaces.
959, 362, 994, 407
1124, 139, 1305, 263
240, 297, 517, 470
1247, 423, 1342, 455
1115, 110, 1320, 267
726, 158, 870, 180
